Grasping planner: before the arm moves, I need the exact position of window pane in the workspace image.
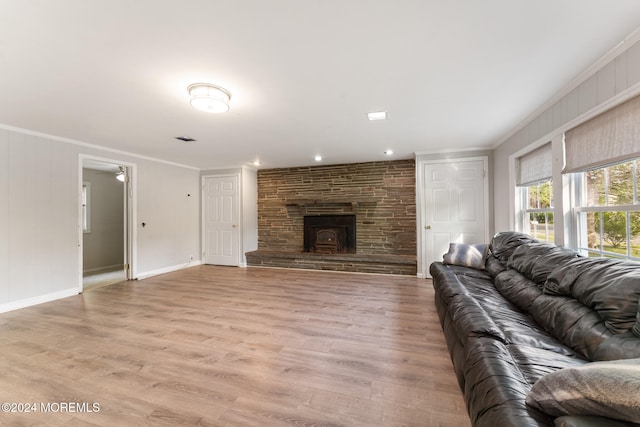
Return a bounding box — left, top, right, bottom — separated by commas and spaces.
600, 211, 628, 254
528, 212, 538, 238
608, 161, 634, 206
586, 212, 602, 254
528, 211, 553, 242
586, 168, 605, 207
527, 180, 552, 209
528, 186, 539, 209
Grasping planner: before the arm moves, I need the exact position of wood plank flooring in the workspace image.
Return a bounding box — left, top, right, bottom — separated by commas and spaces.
0, 266, 470, 426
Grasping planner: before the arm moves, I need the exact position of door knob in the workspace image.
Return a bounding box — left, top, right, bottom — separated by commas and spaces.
425, 225, 431, 230
232, 224, 238, 228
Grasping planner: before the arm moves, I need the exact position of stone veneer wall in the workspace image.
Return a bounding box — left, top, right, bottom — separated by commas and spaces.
256, 160, 416, 256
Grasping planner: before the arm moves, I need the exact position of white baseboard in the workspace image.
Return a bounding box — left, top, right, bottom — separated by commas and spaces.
136, 259, 203, 280
0, 288, 79, 314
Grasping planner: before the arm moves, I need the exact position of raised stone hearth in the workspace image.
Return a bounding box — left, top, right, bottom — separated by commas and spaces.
245, 251, 416, 275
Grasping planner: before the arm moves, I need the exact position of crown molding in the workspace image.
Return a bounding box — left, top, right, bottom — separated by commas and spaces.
0, 123, 200, 171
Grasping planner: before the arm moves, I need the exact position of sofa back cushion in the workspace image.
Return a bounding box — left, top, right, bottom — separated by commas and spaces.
507, 242, 581, 285
494, 269, 542, 312
489, 231, 538, 264
545, 257, 640, 335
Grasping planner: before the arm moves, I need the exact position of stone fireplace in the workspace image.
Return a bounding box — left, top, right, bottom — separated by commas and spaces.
245, 159, 417, 275
304, 215, 356, 254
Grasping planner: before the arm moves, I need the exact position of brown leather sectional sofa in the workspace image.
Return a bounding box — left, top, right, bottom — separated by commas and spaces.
430, 231, 640, 427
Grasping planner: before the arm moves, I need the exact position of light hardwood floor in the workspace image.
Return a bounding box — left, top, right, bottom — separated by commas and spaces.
0, 266, 470, 426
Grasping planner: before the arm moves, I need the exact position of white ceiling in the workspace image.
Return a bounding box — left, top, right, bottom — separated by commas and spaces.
2, 1, 640, 170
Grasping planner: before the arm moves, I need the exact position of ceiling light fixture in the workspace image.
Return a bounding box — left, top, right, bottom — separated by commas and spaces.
187, 83, 231, 113
116, 166, 126, 182
384, 149, 394, 156
368, 111, 387, 121
314, 155, 323, 162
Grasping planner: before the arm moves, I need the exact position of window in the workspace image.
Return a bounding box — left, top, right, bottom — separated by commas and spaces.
82, 181, 91, 233
520, 180, 554, 242
516, 142, 554, 242
574, 159, 640, 260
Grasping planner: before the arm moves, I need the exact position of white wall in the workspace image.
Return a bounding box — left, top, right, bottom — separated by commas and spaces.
0, 126, 201, 312
136, 160, 200, 275
493, 36, 640, 233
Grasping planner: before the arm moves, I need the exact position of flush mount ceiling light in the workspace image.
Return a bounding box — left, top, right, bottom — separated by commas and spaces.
187, 83, 231, 113
368, 111, 387, 121
314, 155, 323, 162
384, 149, 394, 156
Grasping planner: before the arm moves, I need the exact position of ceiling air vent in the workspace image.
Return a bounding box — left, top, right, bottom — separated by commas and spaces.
175, 136, 196, 142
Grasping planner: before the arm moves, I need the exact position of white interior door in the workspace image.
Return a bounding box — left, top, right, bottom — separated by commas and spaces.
203, 175, 240, 266
422, 158, 488, 277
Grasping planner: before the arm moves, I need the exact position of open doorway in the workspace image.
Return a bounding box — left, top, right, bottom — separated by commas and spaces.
80, 157, 134, 291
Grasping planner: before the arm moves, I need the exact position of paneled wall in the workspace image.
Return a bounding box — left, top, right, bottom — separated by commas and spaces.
493, 36, 640, 232
256, 160, 416, 256
0, 126, 201, 312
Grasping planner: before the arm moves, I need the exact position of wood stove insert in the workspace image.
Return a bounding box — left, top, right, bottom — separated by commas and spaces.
303, 215, 356, 254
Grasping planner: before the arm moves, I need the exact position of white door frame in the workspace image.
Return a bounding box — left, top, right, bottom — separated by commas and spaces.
416, 156, 489, 278
78, 154, 137, 292
201, 172, 242, 266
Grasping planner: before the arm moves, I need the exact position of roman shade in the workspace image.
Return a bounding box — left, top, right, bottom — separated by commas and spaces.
517, 142, 553, 186
564, 95, 640, 173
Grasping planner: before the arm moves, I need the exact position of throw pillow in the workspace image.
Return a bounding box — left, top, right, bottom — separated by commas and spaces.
442, 243, 488, 270
526, 358, 640, 424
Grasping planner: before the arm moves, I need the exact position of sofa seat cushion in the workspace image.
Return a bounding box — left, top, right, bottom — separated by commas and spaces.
444, 264, 493, 281
447, 294, 507, 344
430, 263, 472, 302
463, 338, 552, 427
530, 294, 611, 360
496, 312, 577, 358
508, 344, 586, 385
526, 358, 640, 424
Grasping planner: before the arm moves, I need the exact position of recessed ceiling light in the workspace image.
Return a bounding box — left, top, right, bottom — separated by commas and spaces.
253, 160, 262, 166
384, 149, 394, 156
314, 155, 323, 162
368, 111, 387, 121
